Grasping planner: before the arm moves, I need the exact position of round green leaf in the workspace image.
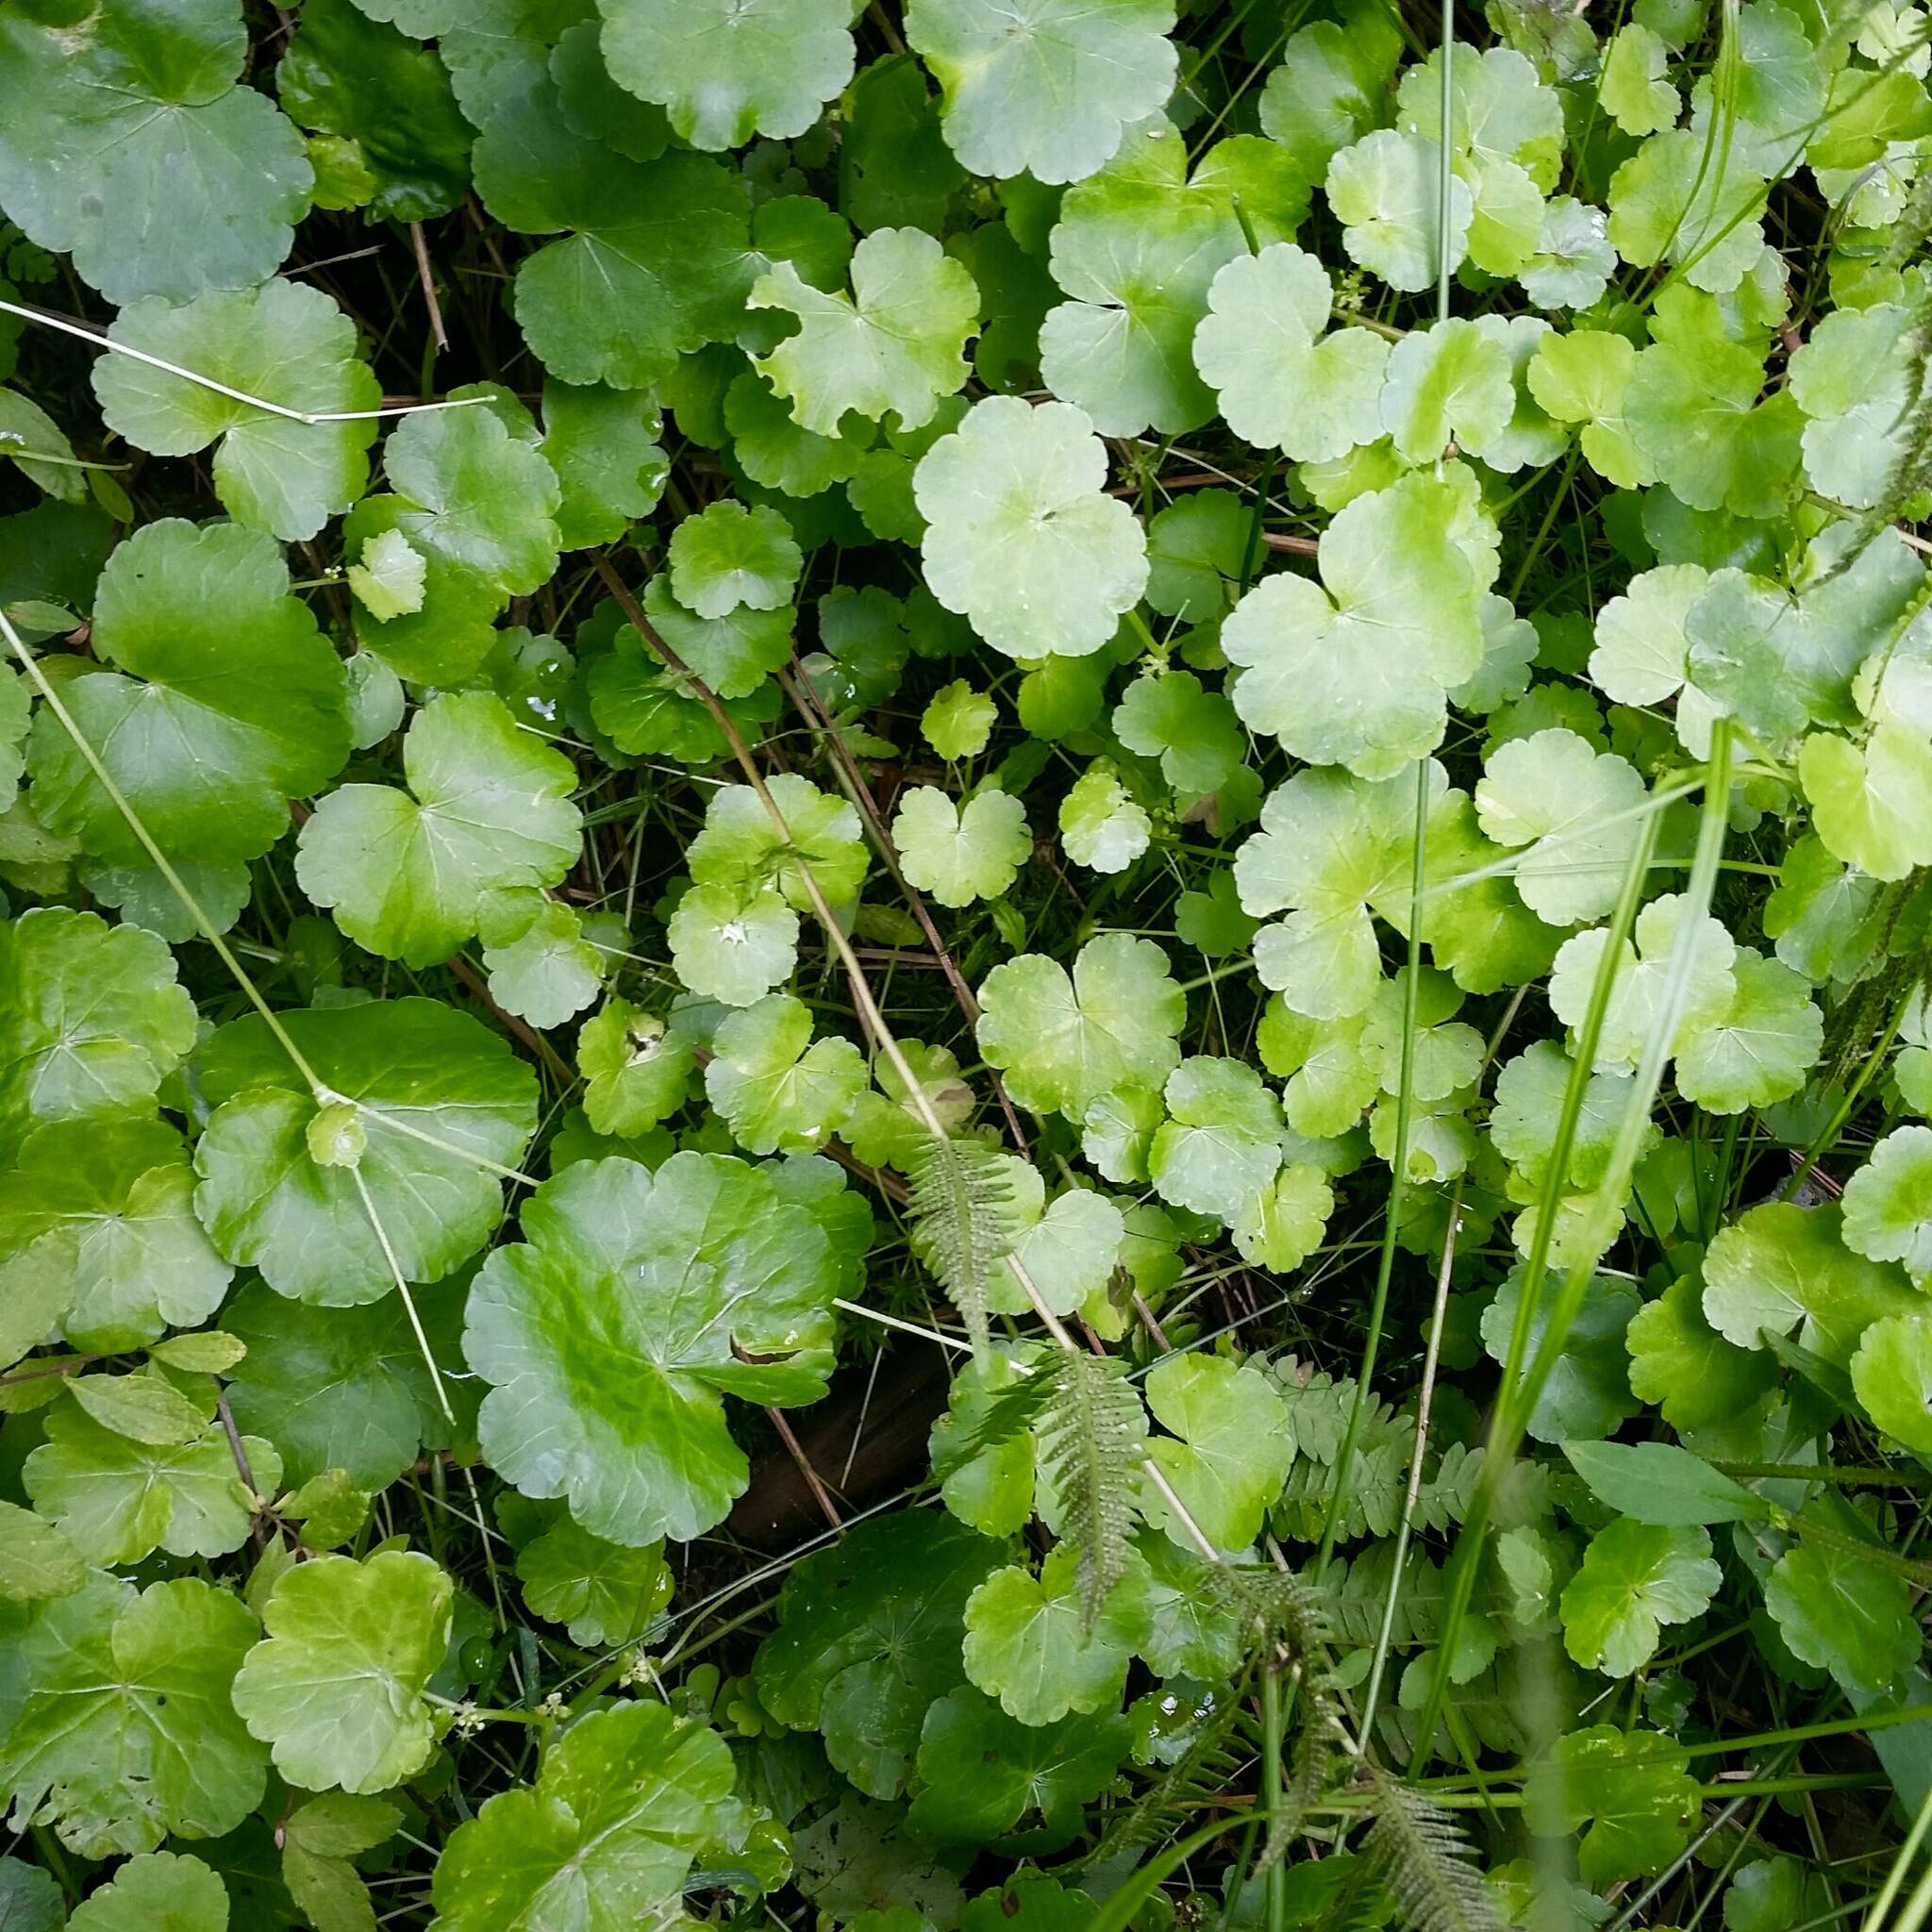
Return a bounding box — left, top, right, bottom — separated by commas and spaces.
1672, 949, 1822, 1114
893, 785, 1031, 908
922, 680, 997, 760
1193, 243, 1390, 461
1481, 1267, 1641, 1442
1625, 340, 1800, 520
28, 520, 351, 868
1527, 1725, 1698, 1887
192, 997, 538, 1306
1113, 670, 1244, 795
908, 1686, 1129, 1843
0, 1574, 267, 1857
1801, 722, 1932, 881
1378, 317, 1516, 465
688, 773, 867, 912
1528, 328, 1654, 490
976, 933, 1185, 1118
1058, 761, 1151, 874
471, 69, 751, 389
1790, 303, 1919, 508
24, 1403, 277, 1567
0, 908, 196, 1159
668, 500, 802, 621
1327, 129, 1474, 292
0, 0, 311, 306
1236, 762, 1435, 1018
541, 381, 668, 549
1148, 1058, 1284, 1225
1474, 728, 1649, 927
1547, 893, 1738, 1071
0, 1501, 84, 1606
1222, 475, 1485, 779
578, 997, 697, 1137
67, 1851, 228, 1932
516, 1516, 673, 1648
633, 575, 793, 702
1040, 125, 1294, 438
430, 1702, 740, 1930
0, 1120, 229, 1351
1559, 1520, 1721, 1677
667, 880, 800, 1007
1763, 1537, 1917, 1700
752, 226, 978, 436
705, 993, 867, 1156
596, 0, 855, 149
961, 1546, 1152, 1725
1842, 1124, 1932, 1278
224, 1275, 467, 1489
233, 1550, 454, 1793
904, 0, 1178, 186
1141, 1355, 1292, 1551
1607, 128, 1767, 294
1851, 1309, 1932, 1454
296, 691, 581, 968
914, 395, 1149, 660
0, 1857, 62, 1932
93, 280, 378, 541
464, 1153, 841, 1543
1703, 1200, 1917, 1364
755, 1512, 1003, 1798
993, 1181, 1126, 1317
479, 891, 606, 1029
383, 405, 562, 599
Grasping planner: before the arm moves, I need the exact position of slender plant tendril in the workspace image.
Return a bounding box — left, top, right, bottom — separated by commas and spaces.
0, 297, 489, 425
0, 605, 329, 1094
1864, 1781, 1932, 1932
1413, 722, 1735, 1753
1300, 0, 1456, 1823
1310, 0, 1456, 1669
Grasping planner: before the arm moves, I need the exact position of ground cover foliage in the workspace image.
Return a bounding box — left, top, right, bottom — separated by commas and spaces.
2, 0, 1932, 1924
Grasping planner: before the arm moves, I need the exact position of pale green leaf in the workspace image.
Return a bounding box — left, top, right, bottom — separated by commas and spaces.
894, 786, 1031, 908
752, 226, 978, 435
914, 396, 1148, 659
233, 1550, 455, 1793
904, 0, 1178, 185
1222, 475, 1485, 778
596, 0, 854, 149
93, 280, 378, 541
976, 934, 1185, 1118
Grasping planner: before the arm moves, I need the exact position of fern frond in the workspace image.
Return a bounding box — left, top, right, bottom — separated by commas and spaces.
1202, 1563, 1336, 1664
905, 1131, 1021, 1358
927, 1355, 1056, 1479
1274, 1370, 1398, 1461
1276, 1440, 1406, 1541
1322, 1543, 1448, 1647
1037, 1348, 1144, 1627
1360, 1768, 1505, 1932
1254, 1705, 1344, 1874
1089, 1675, 1248, 1857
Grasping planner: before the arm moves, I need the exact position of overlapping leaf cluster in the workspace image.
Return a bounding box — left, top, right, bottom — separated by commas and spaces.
1, 0, 1931, 1926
